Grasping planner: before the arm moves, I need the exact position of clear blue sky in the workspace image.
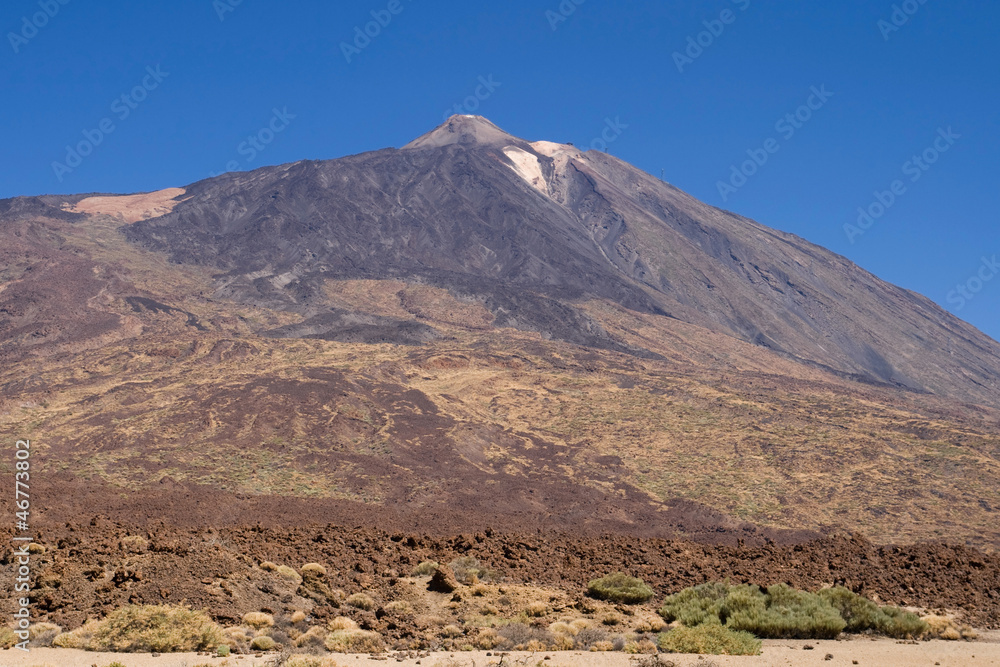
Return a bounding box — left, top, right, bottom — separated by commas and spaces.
4, 0, 999, 340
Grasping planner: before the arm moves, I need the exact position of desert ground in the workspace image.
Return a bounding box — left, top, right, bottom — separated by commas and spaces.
2, 634, 999, 667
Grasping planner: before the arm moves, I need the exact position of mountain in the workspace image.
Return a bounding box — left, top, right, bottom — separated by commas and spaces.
120, 115, 1000, 405
3, 115, 1000, 550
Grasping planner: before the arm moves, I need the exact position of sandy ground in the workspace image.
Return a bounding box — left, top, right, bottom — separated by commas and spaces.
68, 187, 187, 223
2, 635, 999, 667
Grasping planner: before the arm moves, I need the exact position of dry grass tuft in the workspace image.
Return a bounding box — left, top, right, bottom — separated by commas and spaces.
242, 612, 274, 629
346, 592, 376, 611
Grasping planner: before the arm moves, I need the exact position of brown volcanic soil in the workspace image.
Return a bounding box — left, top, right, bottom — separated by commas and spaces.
7, 511, 1000, 636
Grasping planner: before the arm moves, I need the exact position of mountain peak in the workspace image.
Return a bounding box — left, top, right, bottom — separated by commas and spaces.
403, 115, 522, 150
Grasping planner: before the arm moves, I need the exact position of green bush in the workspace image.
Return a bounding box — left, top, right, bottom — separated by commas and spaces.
217, 644, 231, 656
815, 587, 927, 638
587, 572, 655, 604
659, 581, 731, 626
725, 584, 845, 639
665, 582, 931, 641
657, 624, 761, 655
878, 606, 929, 638
87, 605, 224, 652
816, 586, 884, 632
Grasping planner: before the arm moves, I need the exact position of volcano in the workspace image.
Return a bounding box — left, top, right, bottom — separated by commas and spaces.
3, 115, 1000, 553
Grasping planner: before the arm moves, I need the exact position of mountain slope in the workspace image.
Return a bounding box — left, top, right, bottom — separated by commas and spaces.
119, 115, 1000, 406
3, 115, 1000, 550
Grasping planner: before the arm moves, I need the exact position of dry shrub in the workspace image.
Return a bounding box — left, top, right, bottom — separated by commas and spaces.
301, 563, 328, 579
28, 622, 62, 647
524, 601, 549, 617
86, 605, 224, 652
242, 612, 274, 630
224, 626, 249, 653
590, 640, 615, 651
384, 600, 413, 615
52, 619, 101, 649
0, 627, 17, 649
440, 624, 463, 638
290, 610, 308, 624
328, 617, 359, 631
346, 593, 376, 611
497, 622, 555, 650
120, 535, 148, 553
324, 629, 385, 653
474, 627, 500, 650
635, 616, 666, 633
548, 621, 578, 637
448, 556, 497, 584
260, 561, 279, 572
250, 635, 277, 651
625, 638, 659, 654
294, 625, 328, 649
574, 626, 611, 650
602, 613, 622, 626
412, 560, 440, 576
922, 614, 976, 640
277, 565, 303, 585
27, 542, 46, 554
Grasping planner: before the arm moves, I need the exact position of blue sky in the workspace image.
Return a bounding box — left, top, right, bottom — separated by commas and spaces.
3, 0, 999, 340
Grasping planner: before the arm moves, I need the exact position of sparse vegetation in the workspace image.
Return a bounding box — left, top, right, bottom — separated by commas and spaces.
242, 611, 275, 629
324, 628, 385, 653
120, 535, 148, 553
28, 622, 62, 647
283, 656, 342, 667
301, 562, 328, 579
658, 623, 761, 655
277, 565, 303, 584
412, 560, 440, 576
0, 627, 16, 649
448, 556, 496, 584
346, 592, 376, 611
587, 572, 655, 604
78, 604, 224, 652
250, 634, 277, 651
